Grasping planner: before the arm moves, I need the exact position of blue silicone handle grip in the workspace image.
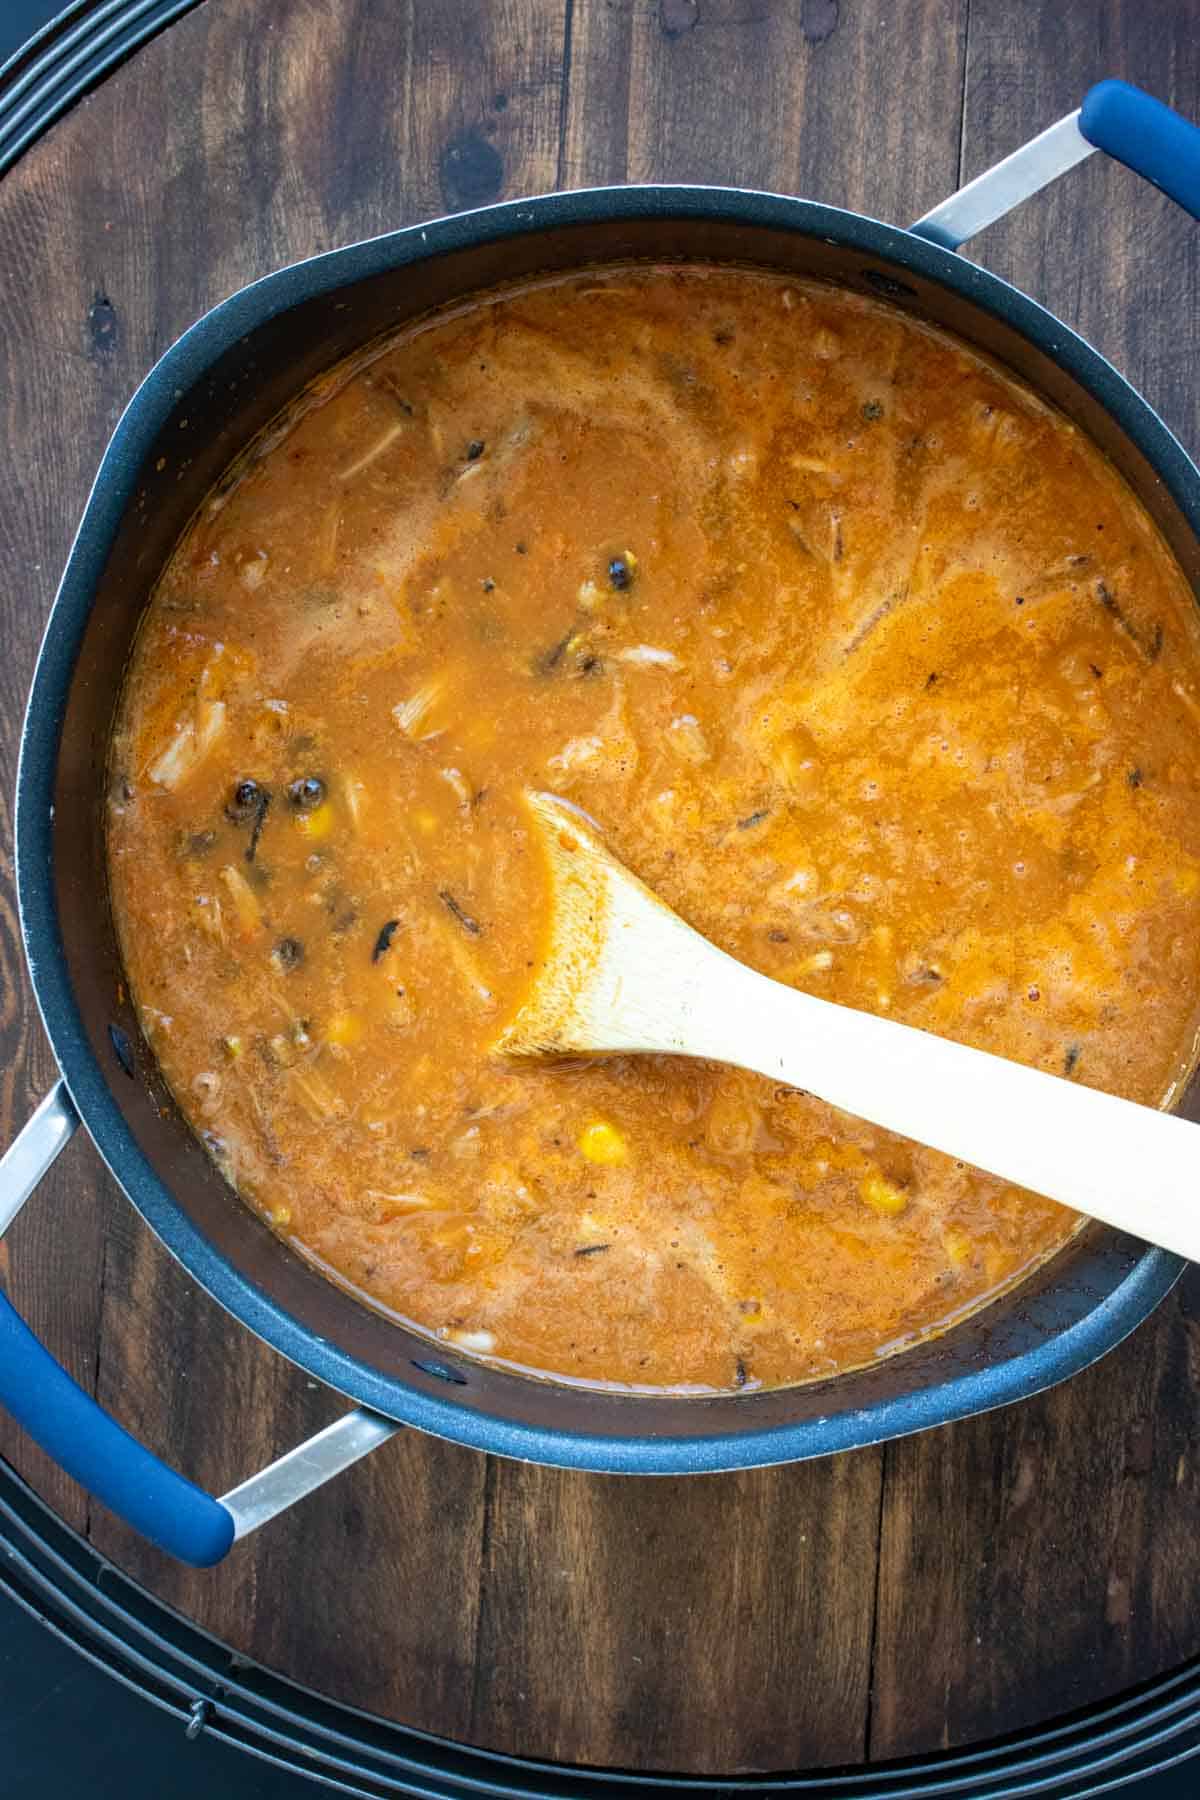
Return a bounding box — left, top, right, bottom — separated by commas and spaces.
1080, 79, 1200, 221
0, 1287, 235, 1566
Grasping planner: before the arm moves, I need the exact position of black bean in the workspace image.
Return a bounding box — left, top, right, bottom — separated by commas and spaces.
227, 779, 271, 862
481, 577, 495, 593
289, 776, 325, 810
1127, 768, 1143, 788
372, 919, 401, 962
608, 555, 633, 591
465, 439, 485, 461
272, 937, 304, 972
1063, 1043, 1081, 1076
439, 889, 482, 936
227, 778, 262, 822
925, 671, 939, 689
733, 1358, 749, 1389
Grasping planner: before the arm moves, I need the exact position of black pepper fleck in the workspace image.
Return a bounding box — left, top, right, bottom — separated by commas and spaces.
372, 919, 401, 962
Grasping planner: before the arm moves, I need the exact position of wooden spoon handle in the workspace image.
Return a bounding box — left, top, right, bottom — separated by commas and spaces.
609, 890, 1200, 1259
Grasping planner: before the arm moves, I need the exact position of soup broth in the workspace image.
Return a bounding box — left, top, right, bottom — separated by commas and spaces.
108, 267, 1200, 1392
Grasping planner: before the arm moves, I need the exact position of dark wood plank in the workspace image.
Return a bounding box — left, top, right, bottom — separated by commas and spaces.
562, 0, 968, 222
472, 1454, 883, 1771
872, 1273, 1200, 1757
869, 0, 1200, 1756
0, 25, 150, 1529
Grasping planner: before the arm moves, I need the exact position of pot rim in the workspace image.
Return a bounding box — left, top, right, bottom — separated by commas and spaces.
15, 183, 1196, 1471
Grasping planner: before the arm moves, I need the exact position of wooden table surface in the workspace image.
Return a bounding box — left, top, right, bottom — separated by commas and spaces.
3, 0, 1200, 1776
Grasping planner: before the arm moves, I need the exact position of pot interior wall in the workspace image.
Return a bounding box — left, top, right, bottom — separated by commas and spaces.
47, 203, 1200, 1448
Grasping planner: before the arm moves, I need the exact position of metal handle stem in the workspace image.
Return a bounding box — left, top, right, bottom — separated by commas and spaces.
911, 111, 1094, 249
913, 80, 1200, 249
0, 1079, 79, 1232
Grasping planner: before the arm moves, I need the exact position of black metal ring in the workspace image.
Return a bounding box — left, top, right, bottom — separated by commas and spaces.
3, 1456, 1200, 1798
0, 0, 204, 177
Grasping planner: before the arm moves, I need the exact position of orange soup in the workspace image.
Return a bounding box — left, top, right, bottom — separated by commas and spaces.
108, 267, 1200, 1392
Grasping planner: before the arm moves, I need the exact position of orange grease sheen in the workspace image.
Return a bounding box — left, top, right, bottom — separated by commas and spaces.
107, 267, 1200, 1393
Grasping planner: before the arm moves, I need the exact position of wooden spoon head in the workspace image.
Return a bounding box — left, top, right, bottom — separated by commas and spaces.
493, 792, 624, 1059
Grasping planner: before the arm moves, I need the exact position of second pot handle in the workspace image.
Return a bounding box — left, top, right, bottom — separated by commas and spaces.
1079, 79, 1200, 222
0, 1081, 398, 1565
911, 78, 1200, 250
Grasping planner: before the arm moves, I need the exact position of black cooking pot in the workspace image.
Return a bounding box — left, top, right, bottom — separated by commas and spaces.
3, 80, 1200, 1567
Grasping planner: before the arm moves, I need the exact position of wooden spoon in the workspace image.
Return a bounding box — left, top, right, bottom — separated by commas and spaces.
496, 791, 1200, 1262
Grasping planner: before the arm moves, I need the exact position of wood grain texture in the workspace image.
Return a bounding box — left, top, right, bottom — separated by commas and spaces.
562, 0, 967, 222
471, 1452, 883, 1771
957, 0, 1200, 461
871, 1271, 1200, 1759
1, 0, 1199, 1775
869, 0, 1200, 1757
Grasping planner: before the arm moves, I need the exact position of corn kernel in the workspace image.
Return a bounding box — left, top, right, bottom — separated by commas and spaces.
326, 1011, 363, 1048
771, 727, 819, 793
1176, 866, 1200, 897
295, 800, 334, 840
412, 807, 439, 835
579, 1120, 628, 1166
860, 1172, 908, 1217
270, 1204, 292, 1228
942, 1227, 974, 1268
221, 1034, 244, 1060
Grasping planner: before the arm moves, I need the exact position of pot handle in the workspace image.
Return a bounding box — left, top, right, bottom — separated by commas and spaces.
0, 1082, 398, 1566
911, 78, 1200, 250
1079, 80, 1200, 221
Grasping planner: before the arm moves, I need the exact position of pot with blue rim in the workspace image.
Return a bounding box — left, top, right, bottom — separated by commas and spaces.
2, 80, 1199, 1567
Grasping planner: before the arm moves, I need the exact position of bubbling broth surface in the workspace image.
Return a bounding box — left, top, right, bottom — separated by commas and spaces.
108, 267, 1200, 1393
